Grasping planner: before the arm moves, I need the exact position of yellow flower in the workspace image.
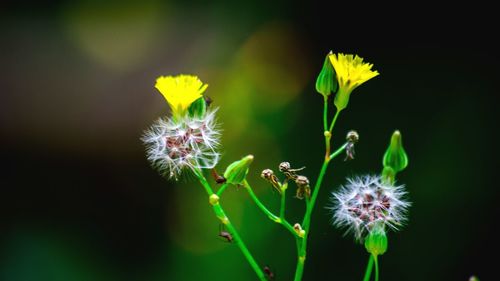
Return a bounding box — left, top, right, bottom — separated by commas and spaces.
329, 53, 379, 110
155, 75, 208, 117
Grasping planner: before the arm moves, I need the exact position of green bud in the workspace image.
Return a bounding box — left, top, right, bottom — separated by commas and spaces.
188, 97, 207, 118
364, 228, 388, 256
469, 276, 480, 281
315, 51, 337, 98
223, 155, 254, 185
383, 130, 408, 173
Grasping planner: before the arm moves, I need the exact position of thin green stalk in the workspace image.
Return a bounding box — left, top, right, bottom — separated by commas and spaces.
330, 143, 348, 160
243, 180, 298, 237
243, 180, 279, 222
323, 96, 328, 132
328, 109, 342, 132
280, 183, 287, 219
302, 159, 329, 230
211, 203, 266, 281
363, 255, 374, 281
216, 183, 229, 196
194, 170, 266, 281
293, 236, 307, 281
293, 109, 344, 281
374, 255, 379, 281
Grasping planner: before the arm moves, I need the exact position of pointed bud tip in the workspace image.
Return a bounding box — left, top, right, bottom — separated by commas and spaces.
223, 155, 254, 185
383, 130, 408, 173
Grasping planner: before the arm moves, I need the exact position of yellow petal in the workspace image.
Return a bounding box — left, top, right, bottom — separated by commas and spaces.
155, 75, 208, 116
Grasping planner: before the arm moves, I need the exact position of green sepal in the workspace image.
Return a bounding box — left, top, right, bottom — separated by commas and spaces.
188, 97, 207, 118
223, 155, 254, 185
333, 87, 352, 111
383, 130, 408, 173
315, 51, 337, 98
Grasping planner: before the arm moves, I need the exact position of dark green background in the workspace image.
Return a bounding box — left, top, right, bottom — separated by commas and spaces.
1, 1, 497, 280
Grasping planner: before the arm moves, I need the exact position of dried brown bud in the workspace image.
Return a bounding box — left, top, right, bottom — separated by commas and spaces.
295, 175, 310, 187
293, 223, 306, 237
261, 169, 282, 193
261, 169, 275, 179
279, 162, 291, 172
346, 130, 359, 143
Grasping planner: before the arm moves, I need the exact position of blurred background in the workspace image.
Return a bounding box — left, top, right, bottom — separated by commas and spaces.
1, 1, 498, 280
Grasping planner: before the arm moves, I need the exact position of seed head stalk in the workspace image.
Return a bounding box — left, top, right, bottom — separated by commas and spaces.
293, 102, 344, 281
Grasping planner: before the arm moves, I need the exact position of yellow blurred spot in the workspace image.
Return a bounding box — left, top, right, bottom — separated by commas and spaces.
64, 1, 163, 72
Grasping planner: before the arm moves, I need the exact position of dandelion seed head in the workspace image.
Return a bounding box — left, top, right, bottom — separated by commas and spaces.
329, 175, 410, 241
142, 109, 221, 180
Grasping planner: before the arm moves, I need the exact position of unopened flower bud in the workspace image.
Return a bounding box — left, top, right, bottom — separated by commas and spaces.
364, 227, 388, 257
315, 51, 338, 98
224, 155, 254, 185
279, 162, 290, 172
383, 130, 408, 173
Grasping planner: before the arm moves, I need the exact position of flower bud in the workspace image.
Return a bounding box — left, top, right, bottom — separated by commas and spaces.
223, 155, 254, 185
315, 51, 338, 98
364, 227, 388, 256
188, 96, 207, 118
383, 130, 408, 173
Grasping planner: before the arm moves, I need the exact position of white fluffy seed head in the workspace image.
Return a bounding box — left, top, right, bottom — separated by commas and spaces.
329, 175, 410, 241
142, 109, 221, 180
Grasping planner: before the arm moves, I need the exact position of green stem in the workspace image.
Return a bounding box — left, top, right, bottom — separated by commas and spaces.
374, 255, 379, 281
243, 180, 298, 237
323, 96, 328, 132
212, 204, 266, 281
293, 109, 344, 281
302, 159, 329, 230
194, 170, 266, 281
330, 143, 348, 160
280, 182, 287, 219
243, 180, 279, 222
363, 255, 374, 281
293, 254, 306, 281
216, 183, 229, 196
328, 108, 342, 132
